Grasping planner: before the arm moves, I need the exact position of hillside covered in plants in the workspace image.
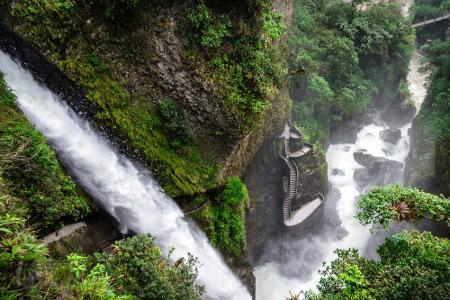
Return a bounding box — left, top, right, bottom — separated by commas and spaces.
1, 0, 450, 299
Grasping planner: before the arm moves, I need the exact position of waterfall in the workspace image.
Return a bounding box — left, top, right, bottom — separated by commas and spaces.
0, 50, 251, 300
254, 5, 428, 300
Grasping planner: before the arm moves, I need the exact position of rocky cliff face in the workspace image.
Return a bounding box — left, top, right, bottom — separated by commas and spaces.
290, 148, 327, 209
244, 134, 327, 265
405, 118, 450, 196
404, 118, 436, 192
1, 0, 293, 198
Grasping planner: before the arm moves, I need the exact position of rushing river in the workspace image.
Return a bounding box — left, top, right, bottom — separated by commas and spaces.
0, 50, 251, 300
255, 7, 427, 300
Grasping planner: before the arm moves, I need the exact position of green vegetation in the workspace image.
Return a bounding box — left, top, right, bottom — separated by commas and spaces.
298, 185, 450, 300
158, 98, 193, 148
191, 177, 250, 257
302, 231, 450, 300
185, 0, 287, 133
288, 0, 413, 144
211, 177, 250, 256
12, 0, 81, 56
1, 229, 201, 299
98, 235, 203, 299
34, 253, 132, 299
0, 73, 90, 231
0, 203, 46, 298
357, 184, 450, 231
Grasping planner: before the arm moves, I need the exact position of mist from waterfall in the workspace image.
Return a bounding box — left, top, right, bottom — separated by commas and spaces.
0, 50, 251, 300
254, 3, 428, 298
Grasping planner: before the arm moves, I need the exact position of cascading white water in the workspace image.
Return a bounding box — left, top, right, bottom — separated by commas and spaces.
254, 3, 428, 299
0, 50, 251, 300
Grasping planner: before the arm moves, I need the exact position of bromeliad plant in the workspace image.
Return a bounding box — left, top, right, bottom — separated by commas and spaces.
357, 184, 450, 231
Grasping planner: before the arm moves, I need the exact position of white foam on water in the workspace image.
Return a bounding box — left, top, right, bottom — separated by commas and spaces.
254, 4, 428, 298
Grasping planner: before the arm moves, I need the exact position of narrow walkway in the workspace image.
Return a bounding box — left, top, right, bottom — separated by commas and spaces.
279, 121, 324, 227
88, 219, 121, 253
280, 155, 297, 221
284, 195, 324, 227
412, 14, 450, 28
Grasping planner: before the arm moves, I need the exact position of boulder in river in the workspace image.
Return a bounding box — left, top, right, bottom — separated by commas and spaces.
383, 101, 416, 128
332, 168, 345, 176
330, 119, 362, 144
353, 151, 404, 189
353, 151, 403, 170
380, 128, 402, 144
354, 168, 371, 189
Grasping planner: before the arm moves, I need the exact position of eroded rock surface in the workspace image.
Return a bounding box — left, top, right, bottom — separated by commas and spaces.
353, 150, 403, 189
380, 128, 402, 144
42, 222, 98, 257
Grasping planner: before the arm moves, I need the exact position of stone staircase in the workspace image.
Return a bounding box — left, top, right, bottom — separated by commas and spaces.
88, 220, 121, 252
279, 121, 323, 227
280, 155, 297, 221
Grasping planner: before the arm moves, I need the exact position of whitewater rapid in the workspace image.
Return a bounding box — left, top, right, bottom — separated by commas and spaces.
0, 50, 251, 300
255, 24, 427, 300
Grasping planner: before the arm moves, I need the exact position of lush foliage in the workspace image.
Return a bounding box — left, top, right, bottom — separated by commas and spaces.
0, 74, 90, 230
210, 177, 250, 256
191, 177, 250, 257
186, 0, 287, 133
11, 234, 201, 299
32, 253, 132, 299
288, 0, 413, 144
158, 98, 193, 148
357, 184, 450, 231
0, 200, 46, 298
12, 0, 81, 55
303, 231, 450, 300
1, 209, 202, 299
98, 234, 204, 299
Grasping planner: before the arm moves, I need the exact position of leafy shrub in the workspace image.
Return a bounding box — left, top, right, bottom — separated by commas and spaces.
98, 234, 203, 299
65, 253, 132, 300
261, 10, 286, 41
0, 212, 46, 297
158, 97, 193, 147
210, 177, 249, 257
357, 184, 450, 231
187, 2, 231, 48
12, 0, 81, 53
